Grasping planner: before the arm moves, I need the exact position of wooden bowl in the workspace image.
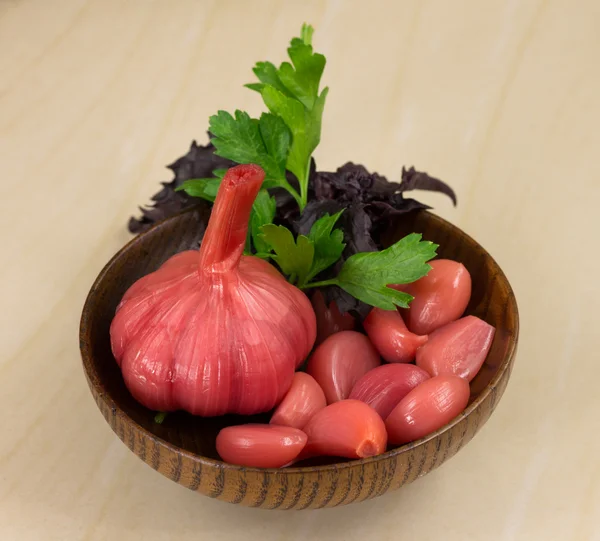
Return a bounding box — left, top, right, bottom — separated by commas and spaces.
80, 207, 518, 509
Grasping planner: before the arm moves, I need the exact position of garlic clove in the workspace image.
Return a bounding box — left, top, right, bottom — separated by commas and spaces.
385, 375, 470, 445
363, 307, 428, 363
416, 315, 495, 382
349, 363, 430, 419
393, 259, 471, 335
270, 372, 327, 430
307, 331, 380, 404
302, 400, 387, 459
216, 424, 307, 468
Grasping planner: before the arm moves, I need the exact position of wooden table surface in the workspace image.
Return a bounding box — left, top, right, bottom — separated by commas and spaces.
1, 1, 599, 539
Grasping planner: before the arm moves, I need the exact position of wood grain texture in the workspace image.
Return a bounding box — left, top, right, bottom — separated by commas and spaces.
2, 0, 600, 537
80, 208, 518, 509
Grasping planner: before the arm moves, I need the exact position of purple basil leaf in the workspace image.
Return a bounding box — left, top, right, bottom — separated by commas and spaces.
398, 166, 457, 205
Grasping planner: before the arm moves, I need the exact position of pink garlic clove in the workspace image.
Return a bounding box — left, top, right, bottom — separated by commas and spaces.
363, 307, 428, 363
307, 331, 380, 404
394, 259, 472, 335
216, 424, 307, 468
416, 315, 495, 382
302, 400, 387, 459
385, 375, 470, 445
270, 372, 327, 430
349, 363, 431, 419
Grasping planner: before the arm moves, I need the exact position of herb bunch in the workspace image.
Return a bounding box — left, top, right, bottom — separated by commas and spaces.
131, 25, 457, 315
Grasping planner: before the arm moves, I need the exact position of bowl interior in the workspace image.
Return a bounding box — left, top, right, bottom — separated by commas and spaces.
81, 207, 517, 464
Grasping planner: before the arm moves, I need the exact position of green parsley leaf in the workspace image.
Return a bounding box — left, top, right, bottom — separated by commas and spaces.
278, 34, 326, 109
208, 110, 301, 206
258, 113, 290, 184
176, 169, 225, 202
261, 85, 328, 205
334, 234, 438, 310
259, 224, 314, 286
209, 110, 282, 182
300, 23, 314, 45
247, 25, 325, 110
306, 210, 345, 281
245, 61, 294, 97
250, 189, 276, 254
256, 214, 343, 283
246, 25, 328, 209
257, 223, 436, 311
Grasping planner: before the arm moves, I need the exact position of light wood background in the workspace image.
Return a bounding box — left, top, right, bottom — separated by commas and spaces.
1, 0, 599, 539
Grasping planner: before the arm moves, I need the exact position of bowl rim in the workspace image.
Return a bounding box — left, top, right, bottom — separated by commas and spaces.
80, 207, 519, 475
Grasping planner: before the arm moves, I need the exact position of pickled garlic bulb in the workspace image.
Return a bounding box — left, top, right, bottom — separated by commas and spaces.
110, 164, 316, 416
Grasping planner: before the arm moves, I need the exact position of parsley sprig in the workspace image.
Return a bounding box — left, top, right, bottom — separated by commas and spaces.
303, 233, 438, 310
257, 213, 438, 310
179, 24, 327, 212
246, 23, 327, 209
258, 210, 345, 287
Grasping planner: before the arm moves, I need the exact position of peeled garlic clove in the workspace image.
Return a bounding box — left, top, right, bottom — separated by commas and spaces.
385, 375, 470, 445
307, 331, 380, 404
395, 259, 472, 335
270, 372, 327, 430
363, 307, 428, 363
416, 316, 495, 382
349, 364, 430, 419
216, 424, 307, 468
302, 400, 387, 459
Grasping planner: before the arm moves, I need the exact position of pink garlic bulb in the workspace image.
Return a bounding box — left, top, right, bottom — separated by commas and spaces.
216, 424, 307, 468
416, 315, 495, 382
307, 331, 380, 404
349, 364, 430, 419
270, 372, 327, 430
110, 164, 316, 416
394, 259, 471, 335
302, 400, 387, 459
363, 307, 428, 363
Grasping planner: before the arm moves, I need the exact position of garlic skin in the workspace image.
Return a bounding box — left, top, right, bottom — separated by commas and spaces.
110, 164, 316, 416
